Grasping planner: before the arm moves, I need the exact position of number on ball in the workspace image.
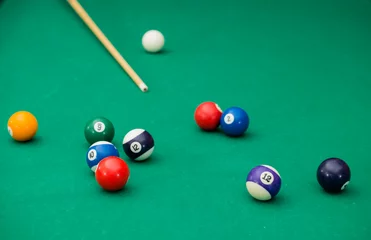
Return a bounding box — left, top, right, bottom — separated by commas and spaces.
88, 149, 97, 161
94, 122, 105, 132
260, 171, 274, 185
224, 113, 234, 124
130, 142, 142, 153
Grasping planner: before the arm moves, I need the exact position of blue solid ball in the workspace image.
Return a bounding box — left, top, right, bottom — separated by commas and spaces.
86, 141, 119, 172
220, 107, 249, 136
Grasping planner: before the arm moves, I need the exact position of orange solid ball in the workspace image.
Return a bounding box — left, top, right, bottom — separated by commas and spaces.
7, 111, 38, 142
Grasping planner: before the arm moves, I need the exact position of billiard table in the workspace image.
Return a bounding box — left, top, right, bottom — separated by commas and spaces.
1, 0, 371, 239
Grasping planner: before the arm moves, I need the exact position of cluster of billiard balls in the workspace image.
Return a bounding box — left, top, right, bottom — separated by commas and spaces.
194, 101, 250, 136
193, 102, 351, 201
83, 117, 155, 191
5, 110, 353, 198
6, 111, 156, 192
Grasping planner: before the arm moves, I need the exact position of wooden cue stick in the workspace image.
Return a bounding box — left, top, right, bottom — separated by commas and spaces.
67, 0, 148, 92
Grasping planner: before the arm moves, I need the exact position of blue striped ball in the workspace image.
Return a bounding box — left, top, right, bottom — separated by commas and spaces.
86, 141, 119, 172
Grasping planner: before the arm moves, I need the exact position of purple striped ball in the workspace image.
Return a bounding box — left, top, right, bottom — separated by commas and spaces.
246, 165, 282, 201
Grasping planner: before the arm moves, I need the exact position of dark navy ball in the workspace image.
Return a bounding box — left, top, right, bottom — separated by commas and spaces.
220, 107, 249, 136
86, 141, 120, 172
246, 165, 282, 201
317, 158, 351, 193
122, 129, 155, 161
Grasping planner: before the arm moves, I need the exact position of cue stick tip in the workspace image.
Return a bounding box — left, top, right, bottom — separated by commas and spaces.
67, 0, 149, 93
139, 83, 148, 92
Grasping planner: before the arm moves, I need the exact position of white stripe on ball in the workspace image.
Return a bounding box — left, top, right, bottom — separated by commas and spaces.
134, 147, 155, 161
246, 181, 272, 201
91, 165, 98, 172
90, 141, 114, 147
123, 129, 145, 144
261, 165, 280, 176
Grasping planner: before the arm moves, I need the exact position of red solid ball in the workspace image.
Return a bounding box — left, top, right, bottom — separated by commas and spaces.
95, 156, 130, 191
194, 101, 223, 131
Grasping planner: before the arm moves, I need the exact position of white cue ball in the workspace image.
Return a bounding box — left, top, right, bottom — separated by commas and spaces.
142, 30, 165, 53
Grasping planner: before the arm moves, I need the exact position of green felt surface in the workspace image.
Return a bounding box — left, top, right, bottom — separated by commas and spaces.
1, 0, 371, 239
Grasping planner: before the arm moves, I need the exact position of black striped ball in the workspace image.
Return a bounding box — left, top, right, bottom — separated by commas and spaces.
122, 128, 155, 161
